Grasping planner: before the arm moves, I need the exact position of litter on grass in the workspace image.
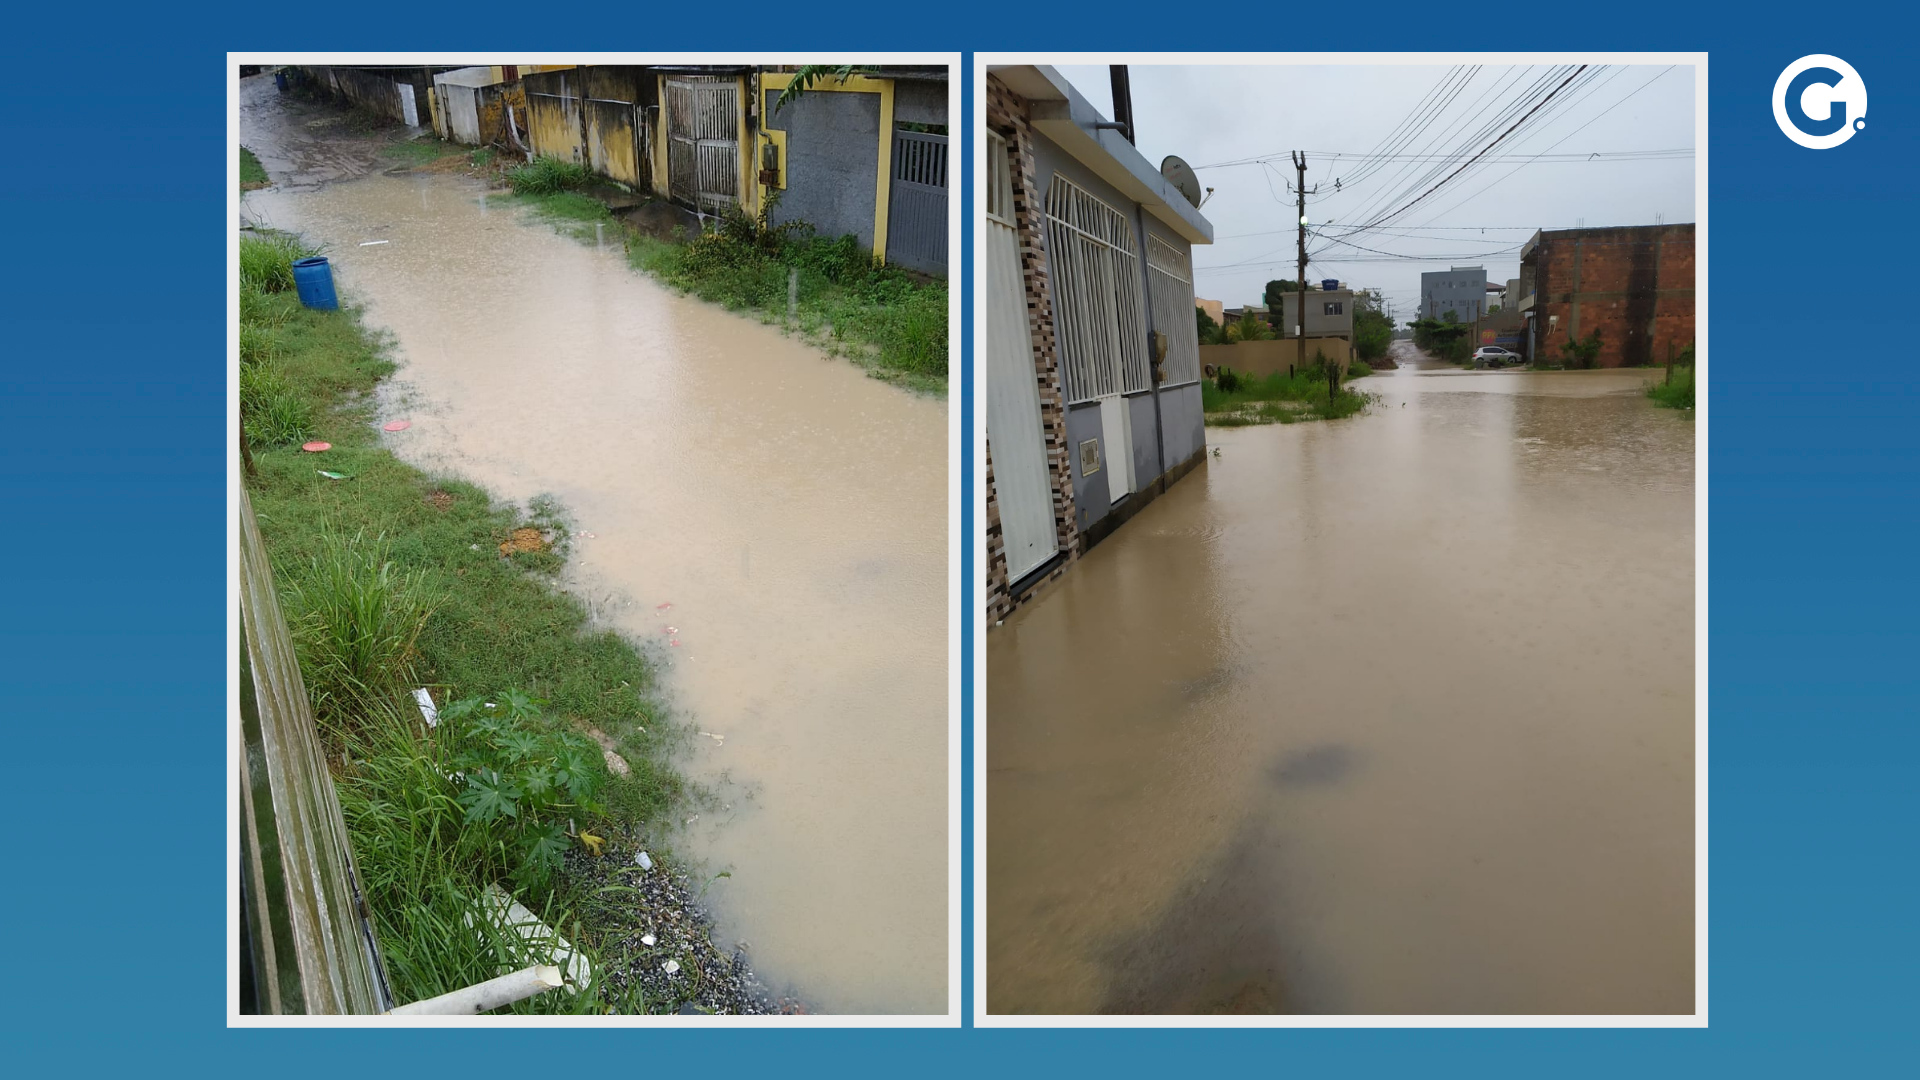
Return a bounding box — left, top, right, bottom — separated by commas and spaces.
317, 470, 354, 481
302, 441, 331, 452
635, 851, 654, 870
412, 687, 438, 728
383, 419, 412, 431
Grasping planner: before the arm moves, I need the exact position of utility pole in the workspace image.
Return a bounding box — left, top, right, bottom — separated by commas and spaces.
1292, 151, 1310, 394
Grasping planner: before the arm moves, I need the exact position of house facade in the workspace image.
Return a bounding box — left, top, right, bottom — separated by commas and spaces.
1517, 223, 1695, 367
984, 65, 1213, 624
294, 64, 949, 274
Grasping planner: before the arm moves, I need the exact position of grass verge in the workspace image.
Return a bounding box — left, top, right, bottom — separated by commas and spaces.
1203, 368, 1379, 427
241, 146, 270, 191
1647, 364, 1695, 411
626, 220, 947, 394
241, 227, 706, 1012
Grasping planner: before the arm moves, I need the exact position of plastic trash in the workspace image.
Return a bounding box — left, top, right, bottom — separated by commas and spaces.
641, 934, 656, 947
358, 240, 390, 246
383, 419, 411, 432
635, 850, 654, 870
662, 960, 680, 976
656, 602, 673, 613
669, 639, 681, 647
412, 687, 438, 728
316, 470, 353, 481
301, 441, 331, 452
662, 626, 678, 635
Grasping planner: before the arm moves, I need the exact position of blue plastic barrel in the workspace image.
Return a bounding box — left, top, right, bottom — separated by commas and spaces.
275, 72, 289, 93
292, 257, 339, 311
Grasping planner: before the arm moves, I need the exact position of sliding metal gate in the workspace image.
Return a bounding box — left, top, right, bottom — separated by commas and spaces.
665, 77, 739, 212
885, 130, 949, 275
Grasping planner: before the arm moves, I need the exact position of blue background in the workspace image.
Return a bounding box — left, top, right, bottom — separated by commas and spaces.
3, 4, 1914, 1072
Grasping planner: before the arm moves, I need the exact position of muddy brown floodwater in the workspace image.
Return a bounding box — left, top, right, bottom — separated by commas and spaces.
987, 343, 1694, 1015
243, 166, 947, 1014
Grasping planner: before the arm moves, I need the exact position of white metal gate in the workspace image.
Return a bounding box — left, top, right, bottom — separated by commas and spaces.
1046, 174, 1148, 501
985, 133, 1056, 581
666, 77, 739, 212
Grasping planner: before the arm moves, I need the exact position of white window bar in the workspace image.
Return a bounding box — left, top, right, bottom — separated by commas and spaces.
1046, 175, 1149, 404
1147, 233, 1201, 386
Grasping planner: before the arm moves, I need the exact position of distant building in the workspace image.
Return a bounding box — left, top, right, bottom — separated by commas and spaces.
1278, 288, 1354, 339
1517, 224, 1695, 368
1419, 265, 1488, 323
1195, 297, 1225, 327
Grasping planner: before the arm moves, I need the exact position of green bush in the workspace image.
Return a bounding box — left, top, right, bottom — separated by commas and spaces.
435, 691, 606, 891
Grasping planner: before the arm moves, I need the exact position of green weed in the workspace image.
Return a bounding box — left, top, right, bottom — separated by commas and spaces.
1647, 364, 1695, 411
1203, 368, 1377, 426
239, 231, 319, 295
507, 157, 594, 196
282, 526, 437, 732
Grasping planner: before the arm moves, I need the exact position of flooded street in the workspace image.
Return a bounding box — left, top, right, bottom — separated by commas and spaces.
986, 343, 1694, 1014
242, 80, 948, 1014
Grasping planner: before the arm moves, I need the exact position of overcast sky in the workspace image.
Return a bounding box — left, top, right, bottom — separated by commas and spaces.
1051, 63, 1696, 322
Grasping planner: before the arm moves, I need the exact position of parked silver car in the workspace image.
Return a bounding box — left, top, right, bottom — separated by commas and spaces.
1473, 346, 1521, 367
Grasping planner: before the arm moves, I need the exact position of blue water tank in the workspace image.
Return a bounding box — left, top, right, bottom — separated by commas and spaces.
292, 257, 339, 311
1321, 278, 1340, 292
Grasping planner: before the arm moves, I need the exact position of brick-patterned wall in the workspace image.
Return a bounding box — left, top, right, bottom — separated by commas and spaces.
1530, 224, 1695, 368
984, 77, 1080, 626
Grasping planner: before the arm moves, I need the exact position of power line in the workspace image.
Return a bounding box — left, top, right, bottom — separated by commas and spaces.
1407, 66, 1683, 227
1337, 65, 1592, 242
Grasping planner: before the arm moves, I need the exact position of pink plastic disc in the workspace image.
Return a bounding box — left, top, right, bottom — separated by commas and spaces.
383, 420, 412, 432
302, 441, 331, 452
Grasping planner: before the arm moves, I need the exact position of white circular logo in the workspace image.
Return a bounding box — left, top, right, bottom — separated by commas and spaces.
1773, 55, 1867, 149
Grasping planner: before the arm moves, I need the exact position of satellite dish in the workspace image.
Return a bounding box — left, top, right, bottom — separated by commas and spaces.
1161, 155, 1203, 208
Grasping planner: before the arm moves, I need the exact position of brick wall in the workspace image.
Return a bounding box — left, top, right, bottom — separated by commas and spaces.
1529, 224, 1695, 368
984, 76, 1080, 626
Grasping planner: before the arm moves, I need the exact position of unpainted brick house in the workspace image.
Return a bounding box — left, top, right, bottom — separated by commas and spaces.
1518, 223, 1695, 367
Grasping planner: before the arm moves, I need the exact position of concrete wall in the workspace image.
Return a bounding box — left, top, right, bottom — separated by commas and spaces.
1200, 337, 1354, 378
762, 87, 882, 251
893, 79, 947, 127
1525, 224, 1695, 367
1420, 266, 1488, 323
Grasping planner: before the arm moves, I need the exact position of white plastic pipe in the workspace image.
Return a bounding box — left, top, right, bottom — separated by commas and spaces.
389, 965, 564, 1015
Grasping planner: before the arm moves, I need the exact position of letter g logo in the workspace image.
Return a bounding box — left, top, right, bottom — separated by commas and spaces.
1774, 55, 1867, 149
